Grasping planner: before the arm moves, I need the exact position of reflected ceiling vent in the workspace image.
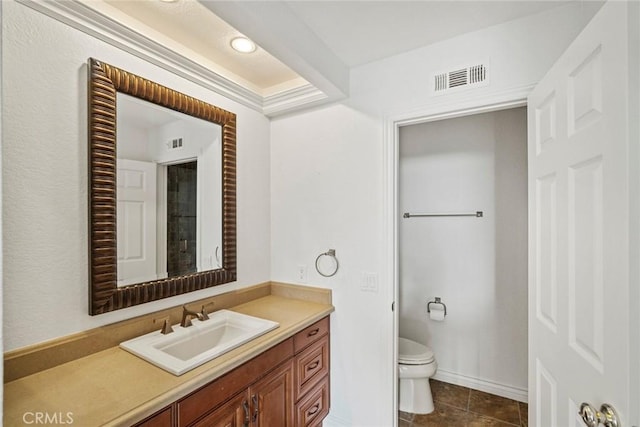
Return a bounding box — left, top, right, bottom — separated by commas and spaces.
433, 62, 489, 94
168, 137, 183, 149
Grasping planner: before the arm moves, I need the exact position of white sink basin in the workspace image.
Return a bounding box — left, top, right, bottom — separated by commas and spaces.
120, 310, 279, 375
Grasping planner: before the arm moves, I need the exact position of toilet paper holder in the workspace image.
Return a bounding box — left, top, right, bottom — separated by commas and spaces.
427, 297, 447, 316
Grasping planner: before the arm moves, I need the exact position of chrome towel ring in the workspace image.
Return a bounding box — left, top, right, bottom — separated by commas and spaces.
315, 249, 339, 277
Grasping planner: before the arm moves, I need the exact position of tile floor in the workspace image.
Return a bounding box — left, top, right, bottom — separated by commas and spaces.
399, 380, 528, 427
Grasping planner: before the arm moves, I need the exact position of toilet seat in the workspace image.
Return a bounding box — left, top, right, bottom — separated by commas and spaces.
398, 337, 434, 365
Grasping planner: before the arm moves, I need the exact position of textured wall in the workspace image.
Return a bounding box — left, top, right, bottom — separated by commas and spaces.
2, 1, 271, 351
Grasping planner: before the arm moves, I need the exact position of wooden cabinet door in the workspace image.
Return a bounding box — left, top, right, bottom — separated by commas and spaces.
192, 392, 249, 427
249, 360, 294, 427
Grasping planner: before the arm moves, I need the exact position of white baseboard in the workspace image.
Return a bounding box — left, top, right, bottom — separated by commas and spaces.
433, 369, 528, 403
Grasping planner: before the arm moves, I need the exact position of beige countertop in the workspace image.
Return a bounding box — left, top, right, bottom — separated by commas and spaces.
4, 294, 334, 426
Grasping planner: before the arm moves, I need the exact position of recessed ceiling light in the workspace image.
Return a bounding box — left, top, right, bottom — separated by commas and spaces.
159, 0, 178, 3
230, 37, 257, 54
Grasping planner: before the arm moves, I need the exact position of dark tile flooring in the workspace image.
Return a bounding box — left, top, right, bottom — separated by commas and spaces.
399, 380, 528, 427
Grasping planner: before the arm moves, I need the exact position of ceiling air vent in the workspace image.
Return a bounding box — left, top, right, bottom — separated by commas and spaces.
433, 62, 489, 94
434, 73, 447, 91
448, 68, 468, 88
469, 64, 486, 84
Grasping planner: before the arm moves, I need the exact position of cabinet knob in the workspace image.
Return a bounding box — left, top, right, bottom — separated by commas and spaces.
307, 404, 320, 417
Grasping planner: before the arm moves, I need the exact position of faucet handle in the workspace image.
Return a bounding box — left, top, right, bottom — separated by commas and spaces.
181, 305, 195, 327
154, 316, 174, 335
200, 302, 215, 320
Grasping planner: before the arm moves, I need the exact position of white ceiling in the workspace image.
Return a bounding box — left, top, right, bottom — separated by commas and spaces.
87, 0, 578, 115
99, 0, 570, 83
283, 1, 571, 68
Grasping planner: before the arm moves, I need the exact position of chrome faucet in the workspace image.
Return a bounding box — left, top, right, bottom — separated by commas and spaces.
180, 305, 204, 327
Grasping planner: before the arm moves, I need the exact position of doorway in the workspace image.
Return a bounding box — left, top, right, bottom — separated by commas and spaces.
166, 160, 198, 277
396, 107, 528, 423
385, 98, 530, 427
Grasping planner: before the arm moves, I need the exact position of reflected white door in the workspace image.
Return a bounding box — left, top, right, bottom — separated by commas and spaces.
528, 2, 635, 425
117, 158, 157, 286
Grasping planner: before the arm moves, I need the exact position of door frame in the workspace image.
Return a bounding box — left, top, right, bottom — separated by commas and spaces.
383, 88, 530, 426
627, 2, 640, 425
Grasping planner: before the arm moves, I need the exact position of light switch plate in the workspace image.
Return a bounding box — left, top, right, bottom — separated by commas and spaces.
361, 272, 379, 293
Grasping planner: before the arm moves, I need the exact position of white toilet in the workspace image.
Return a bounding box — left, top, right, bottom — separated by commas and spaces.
398, 337, 437, 414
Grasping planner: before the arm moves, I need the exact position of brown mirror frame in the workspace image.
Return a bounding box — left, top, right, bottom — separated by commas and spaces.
88, 58, 237, 315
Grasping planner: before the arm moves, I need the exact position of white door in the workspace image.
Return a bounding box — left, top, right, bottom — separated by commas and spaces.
528, 1, 636, 426
198, 141, 222, 271
117, 158, 157, 286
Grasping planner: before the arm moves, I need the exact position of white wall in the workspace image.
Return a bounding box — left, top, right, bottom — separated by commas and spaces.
271, 4, 598, 426
348, 2, 602, 117
271, 105, 389, 425
399, 108, 528, 397
2, 0, 271, 351
117, 118, 149, 161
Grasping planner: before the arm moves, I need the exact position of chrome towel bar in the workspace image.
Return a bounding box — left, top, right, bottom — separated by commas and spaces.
403, 211, 483, 218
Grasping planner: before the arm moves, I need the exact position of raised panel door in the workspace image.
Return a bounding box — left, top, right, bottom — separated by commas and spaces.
191, 393, 248, 427
528, 2, 635, 425
249, 360, 294, 427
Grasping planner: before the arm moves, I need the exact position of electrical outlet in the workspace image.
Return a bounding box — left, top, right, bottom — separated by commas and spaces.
361, 272, 379, 293
297, 265, 308, 282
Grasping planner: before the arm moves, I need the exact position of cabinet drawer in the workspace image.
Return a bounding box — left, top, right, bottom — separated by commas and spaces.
294, 317, 329, 353
134, 406, 173, 427
178, 338, 293, 427
295, 376, 329, 427
294, 335, 329, 400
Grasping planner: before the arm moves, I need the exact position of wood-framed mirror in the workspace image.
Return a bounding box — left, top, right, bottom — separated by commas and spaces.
88, 58, 236, 315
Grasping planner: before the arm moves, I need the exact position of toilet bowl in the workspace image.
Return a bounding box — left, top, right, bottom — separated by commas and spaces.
398, 337, 437, 414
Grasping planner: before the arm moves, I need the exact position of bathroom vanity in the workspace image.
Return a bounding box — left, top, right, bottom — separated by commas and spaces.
3, 283, 333, 426
137, 317, 330, 427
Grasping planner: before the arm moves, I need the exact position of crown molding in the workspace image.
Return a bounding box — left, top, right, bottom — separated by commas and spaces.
16, 0, 327, 117
203, 1, 349, 101
263, 84, 331, 117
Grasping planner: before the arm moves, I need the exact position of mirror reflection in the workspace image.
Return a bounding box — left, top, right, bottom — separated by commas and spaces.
88, 57, 236, 315
116, 93, 222, 287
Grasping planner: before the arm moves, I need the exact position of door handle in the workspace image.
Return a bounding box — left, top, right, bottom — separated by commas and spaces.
251, 394, 259, 423
242, 399, 250, 427
579, 403, 621, 427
